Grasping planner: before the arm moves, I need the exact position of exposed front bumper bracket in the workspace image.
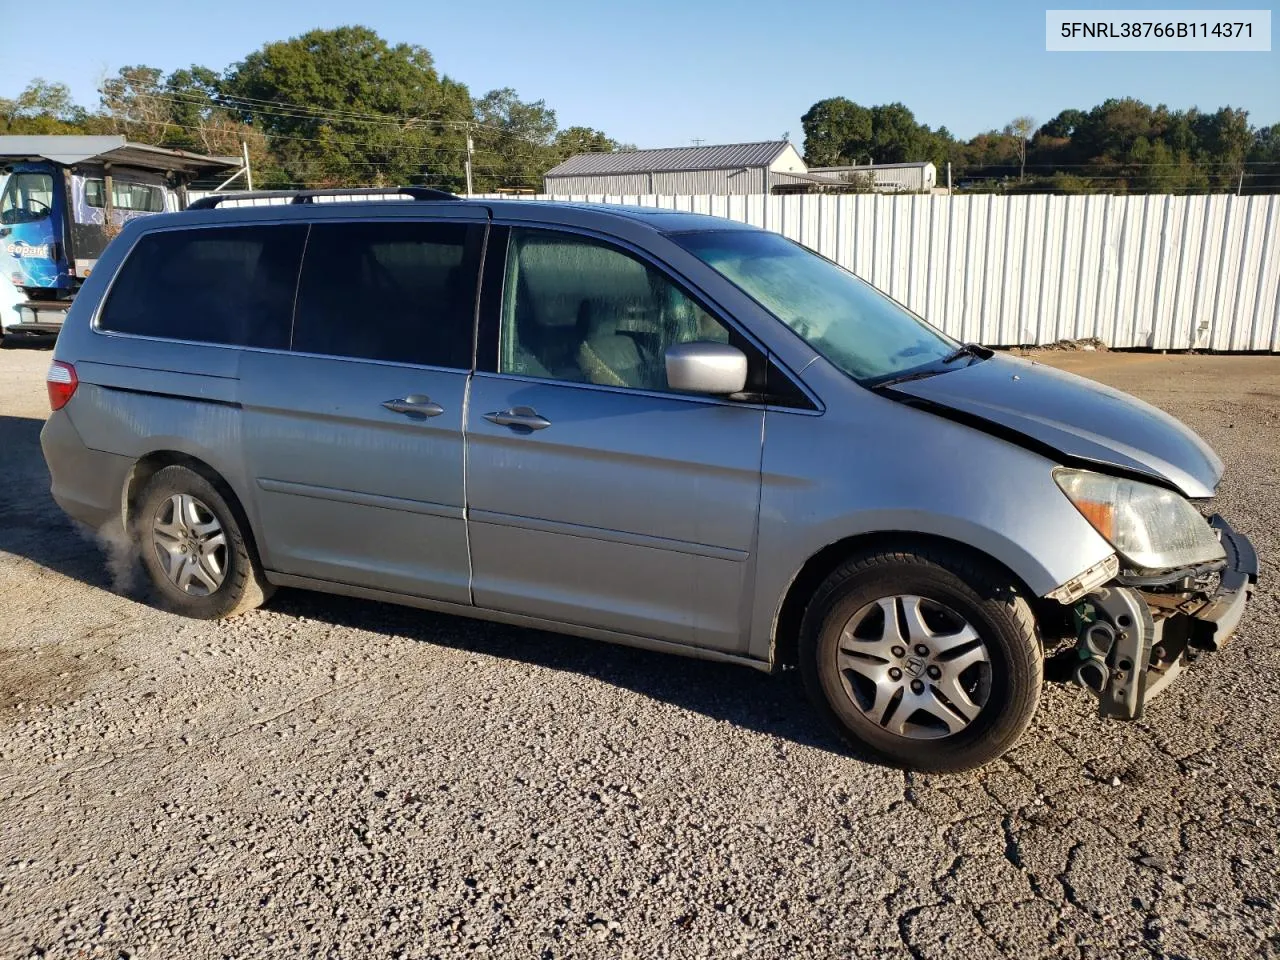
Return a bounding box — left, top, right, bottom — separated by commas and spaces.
1072, 515, 1257, 721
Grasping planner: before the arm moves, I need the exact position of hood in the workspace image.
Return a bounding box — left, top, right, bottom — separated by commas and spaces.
890, 354, 1223, 498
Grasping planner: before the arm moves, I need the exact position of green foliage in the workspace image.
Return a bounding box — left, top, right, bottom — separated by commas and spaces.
800, 98, 954, 170
222, 26, 474, 189
0, 79, 95, 134
553, 126, 620, 159
1016, 99, 1259, 193
470, 87, 557, 192
3, 26, 628, 192
838, 171, 878, 193
6, 31, 1276, 197
800, 98, 872, 166
802, 92, 1276, 194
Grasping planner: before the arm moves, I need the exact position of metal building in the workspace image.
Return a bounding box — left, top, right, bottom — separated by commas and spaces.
542, 141, 807, 195
807, 161, 937, 193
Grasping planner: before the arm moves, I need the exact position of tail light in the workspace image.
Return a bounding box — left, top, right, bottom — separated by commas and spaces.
47, 361, 78, 411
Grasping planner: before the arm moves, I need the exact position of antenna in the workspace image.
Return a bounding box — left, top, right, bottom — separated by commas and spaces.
691, 138, 705, 147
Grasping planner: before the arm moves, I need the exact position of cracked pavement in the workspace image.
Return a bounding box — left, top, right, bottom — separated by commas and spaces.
1, 345, 1278, 959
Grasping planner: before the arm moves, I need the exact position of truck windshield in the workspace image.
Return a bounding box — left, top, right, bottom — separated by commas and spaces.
674, 230, 957, 384
0, 172, 54, 224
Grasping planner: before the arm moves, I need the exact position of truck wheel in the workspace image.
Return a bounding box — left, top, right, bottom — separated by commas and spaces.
799, 545, 1042, 772
133, 465, 272, 619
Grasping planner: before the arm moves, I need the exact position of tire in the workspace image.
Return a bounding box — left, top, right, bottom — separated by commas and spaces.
133, 465, 273, 619
799, 545, 1042, 772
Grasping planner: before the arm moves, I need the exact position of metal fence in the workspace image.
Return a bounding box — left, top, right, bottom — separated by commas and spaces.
189, 191, 1280, 351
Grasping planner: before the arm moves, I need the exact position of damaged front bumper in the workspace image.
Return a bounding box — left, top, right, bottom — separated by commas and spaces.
1067, 515, 1258, 720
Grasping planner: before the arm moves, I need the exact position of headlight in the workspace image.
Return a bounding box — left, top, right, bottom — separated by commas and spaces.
1054, 468, 1225, 571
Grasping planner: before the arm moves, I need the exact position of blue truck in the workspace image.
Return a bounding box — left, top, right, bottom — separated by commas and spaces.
1, 135, 239, 340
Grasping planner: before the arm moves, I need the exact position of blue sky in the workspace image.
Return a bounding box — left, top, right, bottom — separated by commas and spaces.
1, 0, 1276, 146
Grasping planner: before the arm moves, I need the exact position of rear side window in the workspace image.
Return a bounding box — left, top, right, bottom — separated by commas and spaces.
292, 221, 480, 368
99, 225, 306, 349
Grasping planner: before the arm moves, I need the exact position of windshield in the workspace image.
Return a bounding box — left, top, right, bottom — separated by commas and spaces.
675, 230, 957, 383
0, 172, 54, 224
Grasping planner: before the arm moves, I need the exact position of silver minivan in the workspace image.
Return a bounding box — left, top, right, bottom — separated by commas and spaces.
40, 188, 1258, 771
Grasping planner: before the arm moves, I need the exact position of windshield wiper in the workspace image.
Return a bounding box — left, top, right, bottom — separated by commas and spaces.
942, 342, 988, 365
869, 368, 947, 389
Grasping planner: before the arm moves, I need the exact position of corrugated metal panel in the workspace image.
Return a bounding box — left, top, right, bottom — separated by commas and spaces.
543, 141, 788, 177
186, 190, 1280, 351
544, 169, 770, 195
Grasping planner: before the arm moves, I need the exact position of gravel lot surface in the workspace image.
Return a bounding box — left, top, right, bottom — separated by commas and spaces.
1, 344, 1278, 959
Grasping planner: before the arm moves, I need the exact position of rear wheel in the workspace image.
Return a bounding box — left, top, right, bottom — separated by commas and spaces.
134, 465, 272, 619
799, 545, 1042, 772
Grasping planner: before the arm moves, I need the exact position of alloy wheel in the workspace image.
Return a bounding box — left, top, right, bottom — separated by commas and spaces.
150, 493, 228, 596
836, 594, 992, 739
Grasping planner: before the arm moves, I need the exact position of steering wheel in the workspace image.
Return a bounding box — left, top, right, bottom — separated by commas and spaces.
25, 198, 50, 215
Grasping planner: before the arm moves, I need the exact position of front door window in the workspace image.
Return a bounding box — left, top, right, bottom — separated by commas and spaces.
498, 228, 730, 390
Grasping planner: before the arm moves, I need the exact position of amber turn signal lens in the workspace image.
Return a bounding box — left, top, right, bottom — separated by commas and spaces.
1073, 499, 1115, 539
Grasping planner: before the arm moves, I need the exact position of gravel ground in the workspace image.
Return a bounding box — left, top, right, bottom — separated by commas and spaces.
1, 343, 1278, 960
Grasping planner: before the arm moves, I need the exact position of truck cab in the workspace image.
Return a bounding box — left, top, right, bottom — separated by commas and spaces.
0, 136, 240, 340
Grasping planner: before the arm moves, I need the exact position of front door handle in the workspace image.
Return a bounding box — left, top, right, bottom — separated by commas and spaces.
483, 406, 552, 431
382, 394, 445, 418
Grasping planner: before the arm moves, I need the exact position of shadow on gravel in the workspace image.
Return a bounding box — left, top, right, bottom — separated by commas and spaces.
268, 586, 842, 754
1, 411, 841, 754
0, 415, 117, 592
0, 335, 57, 350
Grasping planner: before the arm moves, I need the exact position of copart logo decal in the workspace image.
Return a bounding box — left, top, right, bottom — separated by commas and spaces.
6, 241, 53, 259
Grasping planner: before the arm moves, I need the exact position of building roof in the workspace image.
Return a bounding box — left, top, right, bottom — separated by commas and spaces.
0, 135, 239, 176
809, 161, 936, 172
545, 140, 794, 178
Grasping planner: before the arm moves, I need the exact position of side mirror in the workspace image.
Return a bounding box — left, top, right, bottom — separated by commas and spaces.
665, 341, 748, 396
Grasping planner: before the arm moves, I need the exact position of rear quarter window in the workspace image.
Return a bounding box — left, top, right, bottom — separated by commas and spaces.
98, 225, 307, 349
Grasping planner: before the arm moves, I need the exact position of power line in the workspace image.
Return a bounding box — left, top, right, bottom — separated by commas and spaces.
106, 113, 562, 168
125, 89, 554, 145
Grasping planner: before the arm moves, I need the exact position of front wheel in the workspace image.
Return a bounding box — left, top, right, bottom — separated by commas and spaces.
799, 545, 1043, 772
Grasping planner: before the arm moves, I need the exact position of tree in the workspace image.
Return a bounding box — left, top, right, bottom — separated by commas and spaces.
802, 98, 956, 172
223, 25, 474, 188
868, 102, 924, 163
1039, 109, 1085, 140
552, 126, 619, 160
1005, 115, 1034, 180
1194, 106, 1252, 190
100, 66, 174, 143
801, 97, 872, 166
1, 79, 92, 134
470, 87, 558, 191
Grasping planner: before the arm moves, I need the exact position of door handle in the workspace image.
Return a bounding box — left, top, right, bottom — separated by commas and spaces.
382, 394, 445, 417
483, 406, 552, 431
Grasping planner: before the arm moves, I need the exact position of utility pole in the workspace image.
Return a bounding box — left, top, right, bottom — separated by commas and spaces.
465, 132, 474, 197
947, 162, 952, 195
1237, 168, 1244, 196
241, 140, 253, 192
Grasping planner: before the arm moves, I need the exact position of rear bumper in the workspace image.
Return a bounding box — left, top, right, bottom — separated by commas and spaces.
40, 410, 132, 531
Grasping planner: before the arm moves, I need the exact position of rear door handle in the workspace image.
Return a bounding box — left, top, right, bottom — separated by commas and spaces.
382, 394, 445, 418
483, 406, 552, 431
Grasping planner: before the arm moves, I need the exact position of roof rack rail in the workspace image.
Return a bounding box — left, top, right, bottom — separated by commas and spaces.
187, 186, 461, 210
